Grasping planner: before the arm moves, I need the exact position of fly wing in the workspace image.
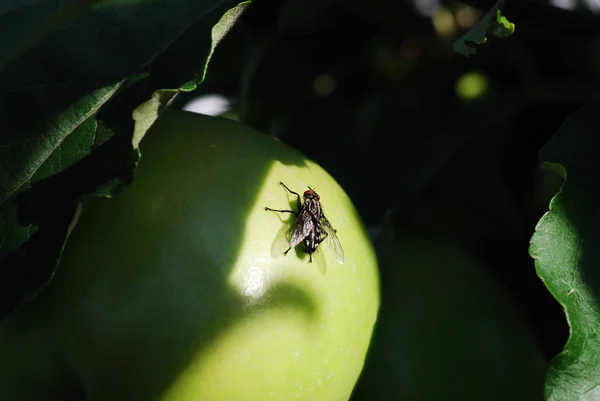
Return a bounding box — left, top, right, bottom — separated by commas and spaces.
270, 217, 293, 259
322, 216, 345, 264
311, 246, 327, 275
289, 210, 314, 248
270, 211, 313, 259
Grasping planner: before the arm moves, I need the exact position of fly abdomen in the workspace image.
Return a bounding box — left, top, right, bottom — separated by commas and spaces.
303, 229, 319, 254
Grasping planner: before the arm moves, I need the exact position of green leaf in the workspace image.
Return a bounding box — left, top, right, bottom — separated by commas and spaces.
0, 0, 248, 322
0, 116, 102, 259
132, 89, 180, 149
0, 82, 123, 259
131, 1, 251, 149
529, 103, 600, 400
205, 1, 251, 80
490, 10, 515, 38
453, 0, 515, 57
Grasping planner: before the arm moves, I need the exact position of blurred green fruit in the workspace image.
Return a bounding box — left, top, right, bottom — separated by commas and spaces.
351, 233, 545, 401
455, 71, 489, 101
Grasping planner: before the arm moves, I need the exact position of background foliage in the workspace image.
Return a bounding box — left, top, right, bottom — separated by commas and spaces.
3, 0, 600, 399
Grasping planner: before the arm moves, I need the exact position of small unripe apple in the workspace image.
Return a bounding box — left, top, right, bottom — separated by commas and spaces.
0, 109, 380, 401
351, 232, 545, 401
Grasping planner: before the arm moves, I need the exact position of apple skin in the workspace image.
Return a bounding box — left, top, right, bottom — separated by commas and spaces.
350, 232, 546, 401
0, 110, 380, 401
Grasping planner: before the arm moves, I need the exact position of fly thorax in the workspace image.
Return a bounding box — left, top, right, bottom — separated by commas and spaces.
306, 199, 322, 218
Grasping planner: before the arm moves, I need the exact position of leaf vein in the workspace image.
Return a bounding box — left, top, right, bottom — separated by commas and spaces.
0, 81, 123, 206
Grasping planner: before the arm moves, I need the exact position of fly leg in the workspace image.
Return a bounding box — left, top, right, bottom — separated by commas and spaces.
264, 207, 298, 215
279, 181, 302, 211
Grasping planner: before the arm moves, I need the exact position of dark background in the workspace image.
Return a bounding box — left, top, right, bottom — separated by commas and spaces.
170, 0, 600, 365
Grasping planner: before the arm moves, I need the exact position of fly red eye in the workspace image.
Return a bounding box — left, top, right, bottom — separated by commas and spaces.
304, 190, 320, 200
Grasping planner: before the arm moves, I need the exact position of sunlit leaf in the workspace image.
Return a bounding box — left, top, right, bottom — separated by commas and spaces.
530, 103, 600, 400
453, 0, 515, 57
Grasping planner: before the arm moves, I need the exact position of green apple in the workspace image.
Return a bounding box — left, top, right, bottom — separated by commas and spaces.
0, 109, 380, 401
351, 232, 546, 401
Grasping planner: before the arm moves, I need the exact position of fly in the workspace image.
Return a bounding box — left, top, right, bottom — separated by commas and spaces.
264, 181, 345, 264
